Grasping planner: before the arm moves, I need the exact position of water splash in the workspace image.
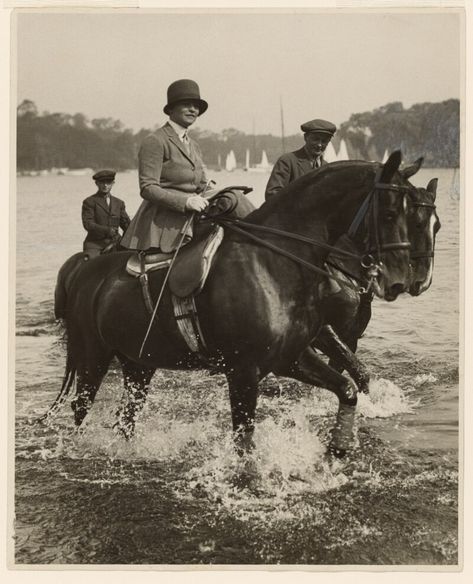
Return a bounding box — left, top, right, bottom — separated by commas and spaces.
358, 377, 416, 418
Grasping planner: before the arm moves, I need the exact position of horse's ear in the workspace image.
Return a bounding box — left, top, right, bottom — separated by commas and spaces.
401, 157, 424, 179
380, 150, 402, 182
426, 177, 438, 196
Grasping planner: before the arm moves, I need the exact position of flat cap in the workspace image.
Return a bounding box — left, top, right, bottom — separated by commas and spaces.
93, 169, 116, 182
301, 119, 337, 136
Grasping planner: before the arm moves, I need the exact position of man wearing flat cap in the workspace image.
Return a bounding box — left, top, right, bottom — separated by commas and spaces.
265, 118, 336, 200
82, 170, 131, 257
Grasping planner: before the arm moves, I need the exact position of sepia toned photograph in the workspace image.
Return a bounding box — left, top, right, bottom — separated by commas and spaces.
10, 3, 462, 568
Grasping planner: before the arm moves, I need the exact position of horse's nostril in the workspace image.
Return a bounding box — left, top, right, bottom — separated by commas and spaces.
389, 283, 405, 298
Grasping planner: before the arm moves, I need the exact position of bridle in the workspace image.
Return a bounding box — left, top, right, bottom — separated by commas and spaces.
346, 168, 412, 263
203, 172, 414, 293
407, 194, 438, 261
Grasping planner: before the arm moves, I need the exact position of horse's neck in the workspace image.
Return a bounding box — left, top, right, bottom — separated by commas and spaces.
253, 177, 372, 244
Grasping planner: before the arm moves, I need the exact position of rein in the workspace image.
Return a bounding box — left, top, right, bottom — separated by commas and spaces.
205, 176, 414, 293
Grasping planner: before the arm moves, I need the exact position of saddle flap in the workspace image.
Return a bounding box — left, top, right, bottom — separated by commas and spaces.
126, 252, 172, 277
169, 225, 224, 297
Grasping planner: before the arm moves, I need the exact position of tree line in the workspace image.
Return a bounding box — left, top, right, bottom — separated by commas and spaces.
17, 98, 459, 172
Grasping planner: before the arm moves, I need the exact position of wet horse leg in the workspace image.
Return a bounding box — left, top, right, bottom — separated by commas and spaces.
115, 355, 156, 439
71, 339, 114, 427
226, 366, 260, 456
313, 325, 370, 393
279, 348, 358, 457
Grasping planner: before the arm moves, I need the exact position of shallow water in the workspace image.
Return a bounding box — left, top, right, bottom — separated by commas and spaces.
14, 167, 459, 565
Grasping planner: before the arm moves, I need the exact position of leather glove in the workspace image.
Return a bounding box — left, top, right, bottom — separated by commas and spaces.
185, 195, 209, 213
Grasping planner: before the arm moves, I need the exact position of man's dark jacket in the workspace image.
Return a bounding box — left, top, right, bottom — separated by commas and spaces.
265, 147, 327, 200
82, 192, 130, 252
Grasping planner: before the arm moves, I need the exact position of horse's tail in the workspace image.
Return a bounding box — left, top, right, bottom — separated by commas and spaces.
37, 353, 76, 423
54, 252, 86, 320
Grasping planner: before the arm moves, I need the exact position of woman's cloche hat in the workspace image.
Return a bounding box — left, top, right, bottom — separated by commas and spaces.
163, 79, 208, 116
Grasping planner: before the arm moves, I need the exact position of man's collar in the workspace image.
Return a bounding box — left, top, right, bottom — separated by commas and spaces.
168, 119, 187, 139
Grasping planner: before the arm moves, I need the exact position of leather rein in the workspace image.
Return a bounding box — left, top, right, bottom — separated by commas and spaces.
205, 176, 413, 292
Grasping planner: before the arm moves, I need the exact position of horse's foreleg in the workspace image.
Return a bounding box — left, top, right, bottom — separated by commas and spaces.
226, 366, 260, 456
280, 348, 357, 457
313, 325, 370, 394
115, 356, 156, 439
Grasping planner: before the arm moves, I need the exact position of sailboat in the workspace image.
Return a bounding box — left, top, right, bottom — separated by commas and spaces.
337, 139, 350, 161
225, 150, 237, 172
250, 149, 272, 173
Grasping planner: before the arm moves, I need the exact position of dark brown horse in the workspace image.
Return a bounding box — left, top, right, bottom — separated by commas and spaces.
311, 172, 440, 387
48, 152, 420, 457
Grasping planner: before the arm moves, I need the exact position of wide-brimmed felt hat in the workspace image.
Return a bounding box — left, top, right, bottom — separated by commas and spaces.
93, 169, 116, 182
301, 119, 337, 136
163, 79, 208, 116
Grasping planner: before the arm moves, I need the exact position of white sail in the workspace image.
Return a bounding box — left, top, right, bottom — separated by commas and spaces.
260, 150, 270, 168
225, 150, 237, 172
323, 142, 337, 163
250, 149, 272, 172
382, 149, 389, 163
338, 139, 350, 160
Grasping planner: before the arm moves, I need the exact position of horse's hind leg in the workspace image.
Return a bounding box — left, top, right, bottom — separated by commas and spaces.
115, 355, 155, 439
71, 343, 113, 428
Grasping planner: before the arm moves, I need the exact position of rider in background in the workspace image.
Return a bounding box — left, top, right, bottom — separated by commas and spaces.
121, 79, 210, 253
265, 118, 337, 200
82, 170, 131, 258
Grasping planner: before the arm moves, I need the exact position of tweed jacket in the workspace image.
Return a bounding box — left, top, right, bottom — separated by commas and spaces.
264, 147, 327, 200
82, 192, 130, 252
121, 123, 208, 252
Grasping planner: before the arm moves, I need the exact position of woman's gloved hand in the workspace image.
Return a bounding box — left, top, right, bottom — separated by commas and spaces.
185, 195, 209, 213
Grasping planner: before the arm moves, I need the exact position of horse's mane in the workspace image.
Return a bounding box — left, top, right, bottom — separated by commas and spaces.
247, 159, 378, 222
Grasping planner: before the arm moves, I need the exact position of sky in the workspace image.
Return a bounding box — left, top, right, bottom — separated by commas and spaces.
16, 9, 461, 136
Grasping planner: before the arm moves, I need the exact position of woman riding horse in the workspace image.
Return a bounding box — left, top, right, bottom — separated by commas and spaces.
120, 79, 211, 253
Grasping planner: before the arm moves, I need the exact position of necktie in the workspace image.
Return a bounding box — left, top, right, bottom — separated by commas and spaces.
182, 132, 191, 154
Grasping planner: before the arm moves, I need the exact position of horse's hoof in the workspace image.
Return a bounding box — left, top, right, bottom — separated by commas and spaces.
233, 458, 259, 491
234, 434, 255, 457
